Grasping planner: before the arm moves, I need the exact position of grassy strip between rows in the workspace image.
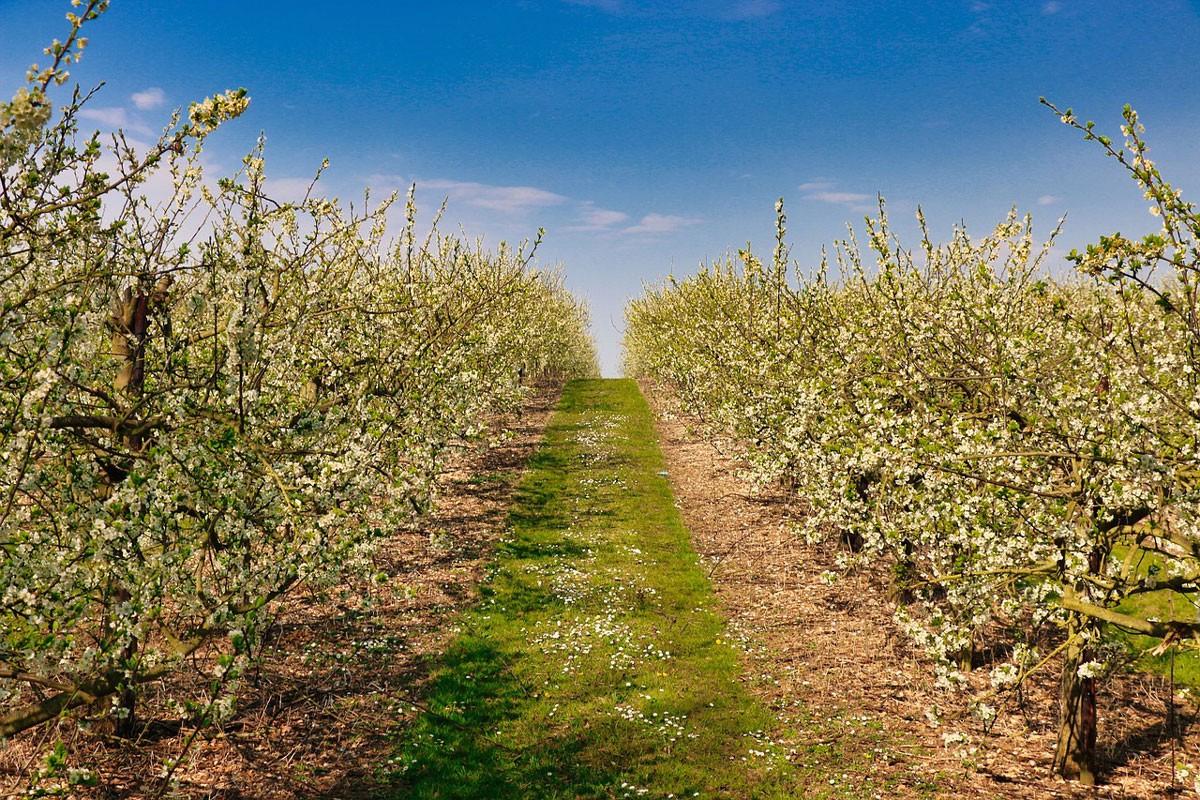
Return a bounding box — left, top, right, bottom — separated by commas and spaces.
380, 378, 875, 799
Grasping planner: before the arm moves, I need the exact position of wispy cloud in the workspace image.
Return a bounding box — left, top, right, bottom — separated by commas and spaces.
79, 106, 130, 128
566, 201, 630, 231
623, 212, 702, 235
1036, 194, 1062, 205
367, 175, 697, 236
807, 191, 873, 205
78, 105, 156, 137
799, 179, 874, 212
131, 87, 166, 110
264, 177, 319, 203
1041, 1, 1063, 14
418, 179, 569, 214
966, 0, 995, 37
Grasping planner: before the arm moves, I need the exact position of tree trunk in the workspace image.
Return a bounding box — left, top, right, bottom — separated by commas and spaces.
114, 645, 138, 739
109, 287, 153, 737
1054, 611, 1098, 785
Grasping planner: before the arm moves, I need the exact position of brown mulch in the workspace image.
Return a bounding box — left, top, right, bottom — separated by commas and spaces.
0, 385, 561, 800
642, 379, 1198, 800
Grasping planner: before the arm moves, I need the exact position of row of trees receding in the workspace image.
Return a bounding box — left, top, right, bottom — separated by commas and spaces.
625, 101, 1200, 786
1, 2, 598, 789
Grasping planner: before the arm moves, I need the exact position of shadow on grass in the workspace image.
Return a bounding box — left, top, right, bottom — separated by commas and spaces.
353, 379, 794, 800
504, 454, 568, 529
380, 632, 626, 799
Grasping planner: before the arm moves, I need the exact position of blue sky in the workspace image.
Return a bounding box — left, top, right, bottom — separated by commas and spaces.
4, 1, 1200, 374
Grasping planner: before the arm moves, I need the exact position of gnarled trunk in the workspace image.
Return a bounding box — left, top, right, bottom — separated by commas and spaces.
1054, 614, 1098, 786
107, 285, 156, 737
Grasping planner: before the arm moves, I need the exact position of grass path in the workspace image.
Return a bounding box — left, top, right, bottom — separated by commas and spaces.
383, 379, 807, 799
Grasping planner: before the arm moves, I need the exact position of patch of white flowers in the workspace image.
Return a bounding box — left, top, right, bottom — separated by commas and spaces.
626, 107, 1200, 780
0, 1, 599, 775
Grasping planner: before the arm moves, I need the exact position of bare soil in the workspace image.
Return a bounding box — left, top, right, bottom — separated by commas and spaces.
642, 379, 1199, 800
5, 379, 1195, 799
0, 386, 561, 800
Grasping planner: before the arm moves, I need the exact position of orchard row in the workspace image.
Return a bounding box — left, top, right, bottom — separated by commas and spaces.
0, 0, 598, 769
625, 103, 1200, 786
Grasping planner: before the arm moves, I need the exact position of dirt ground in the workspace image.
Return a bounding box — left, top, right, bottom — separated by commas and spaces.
4, 379, 1196, 799
642, 379, 1198, 800
0, 386, 561, 800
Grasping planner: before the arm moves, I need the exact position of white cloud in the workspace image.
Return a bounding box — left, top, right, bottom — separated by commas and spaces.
264, 177, 319, 203
807, 191, 873, 205
131, 87, 166, 110
623, 212, 702, 235
799, 179, 874, 211
78, 105, 156, 137
418, 179, 568, 213
1036, 194, 1062, 205
1042, 1, 1063, 13
79, 106, 130, 128
367, 174, 409, 191
567, 201, 630, 231
366, 175, 569, 217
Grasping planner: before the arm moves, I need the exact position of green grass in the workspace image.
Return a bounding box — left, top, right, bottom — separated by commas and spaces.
1113, 590, 1200, 687
1104, 545, 1200, 686
381, 379, 841, 799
